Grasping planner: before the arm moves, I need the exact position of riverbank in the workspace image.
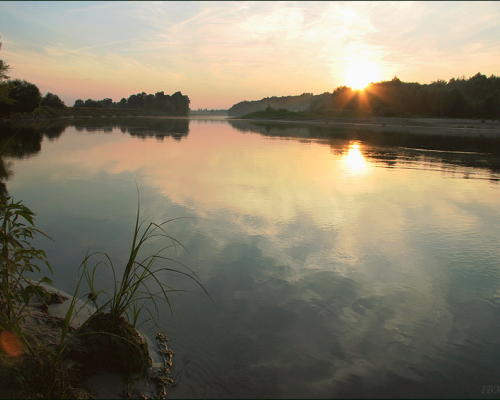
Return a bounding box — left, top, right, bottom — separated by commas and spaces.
0, 286, 166, 399
232, 115, 500, 138
2, 106, 189, 122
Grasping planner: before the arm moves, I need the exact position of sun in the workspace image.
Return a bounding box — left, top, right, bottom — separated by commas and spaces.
344, 58, 381, 90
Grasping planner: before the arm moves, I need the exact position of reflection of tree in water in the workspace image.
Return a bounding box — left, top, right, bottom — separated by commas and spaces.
0, 118, 192, 194
0, 125, 39, 195
228, 120, 500, 178
0, 122, 67, 195
36, 123, 66, 141
125, 119, 189, 142
71, 118, 190, 141
229, 120, 312, 138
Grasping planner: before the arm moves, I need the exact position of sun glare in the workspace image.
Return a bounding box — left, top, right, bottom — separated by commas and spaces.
345, 142, 367, 172
344, 58, 381, 90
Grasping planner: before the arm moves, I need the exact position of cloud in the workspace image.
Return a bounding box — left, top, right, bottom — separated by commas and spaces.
2, 1, 500, 108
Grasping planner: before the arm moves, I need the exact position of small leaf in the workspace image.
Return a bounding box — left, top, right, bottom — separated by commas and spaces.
40, 276, 53, 285
21, 290, 30, 305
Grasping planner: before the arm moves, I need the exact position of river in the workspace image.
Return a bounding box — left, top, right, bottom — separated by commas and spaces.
2, 117, 500, 398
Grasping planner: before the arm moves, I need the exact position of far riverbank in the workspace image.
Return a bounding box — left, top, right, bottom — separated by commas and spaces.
2, 106, 189, 122
230, 115, 500, 138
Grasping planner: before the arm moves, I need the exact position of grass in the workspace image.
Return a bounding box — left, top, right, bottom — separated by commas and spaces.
81, 187, 210, 328
0, 183, 210, 398
2, 106, 185, 121
238, 106, 376, 120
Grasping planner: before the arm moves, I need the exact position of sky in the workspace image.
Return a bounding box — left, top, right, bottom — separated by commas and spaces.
1, 1, 500, 110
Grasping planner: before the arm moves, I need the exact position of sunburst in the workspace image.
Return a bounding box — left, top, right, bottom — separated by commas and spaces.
344, 57, 381, 90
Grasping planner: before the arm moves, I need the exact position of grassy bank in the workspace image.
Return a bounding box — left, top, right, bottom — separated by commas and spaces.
235, 107, 381, 120
235, 106, 500, 123
232, 107, 500, 139
4, 106, 188, 121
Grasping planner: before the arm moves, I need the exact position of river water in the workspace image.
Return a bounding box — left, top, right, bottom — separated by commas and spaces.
2, 117, 500, 398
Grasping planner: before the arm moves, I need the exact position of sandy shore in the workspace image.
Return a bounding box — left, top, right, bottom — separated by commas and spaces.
233, 116, 500, 138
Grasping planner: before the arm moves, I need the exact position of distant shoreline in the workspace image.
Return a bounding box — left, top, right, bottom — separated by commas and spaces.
229, 115, 500, 138
4, 110, 500, 139
2, 106, 190, 121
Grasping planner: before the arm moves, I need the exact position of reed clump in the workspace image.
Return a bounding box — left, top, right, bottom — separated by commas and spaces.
0, 187, 209, 398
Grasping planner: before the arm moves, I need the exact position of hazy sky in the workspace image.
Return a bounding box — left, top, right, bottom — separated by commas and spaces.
1, 1, 499, 109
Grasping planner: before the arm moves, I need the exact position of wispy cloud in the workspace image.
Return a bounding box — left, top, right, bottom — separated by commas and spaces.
1, 1, 500, 108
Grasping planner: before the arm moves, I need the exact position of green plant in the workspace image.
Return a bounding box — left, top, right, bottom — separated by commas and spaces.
83, 190, 209, 329
0, 177, 209, 395
0, 194, 53, 349
56, 189, 210, 378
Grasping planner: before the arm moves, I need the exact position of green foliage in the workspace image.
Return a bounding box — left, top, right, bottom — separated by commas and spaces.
0, 82, 13, 109
1, 79, 42, 115
0, 59, 9, 81
0, 39, 14, 108
47, 189, 211, 380
0, 39, 10, 82
0, 194, 53, 339
80, 189, 209, 329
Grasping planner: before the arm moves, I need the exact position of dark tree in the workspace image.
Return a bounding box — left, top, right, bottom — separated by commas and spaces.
101, 98, 112, 108
0, 39, 13, 108
322, 72, 500, 119
4, 79, 41, 113
41, 92, 65, 108
71, 91, 191, 116
171, 91, 190, 115
479, 90, 500, 119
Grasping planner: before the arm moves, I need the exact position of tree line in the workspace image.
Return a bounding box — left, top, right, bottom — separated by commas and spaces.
0, 39, 190, 117
228, 93, 330, 116
73, 91, 190, 116
0, 40, 68, 116
312, 73, 500, 119
228, 73, 500, 120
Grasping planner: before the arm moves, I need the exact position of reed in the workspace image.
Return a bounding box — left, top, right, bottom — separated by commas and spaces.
56, 187, 211, 380
81, 187, 210, 329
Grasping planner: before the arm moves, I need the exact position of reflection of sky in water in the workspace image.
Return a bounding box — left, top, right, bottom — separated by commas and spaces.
5, 120, 500, 398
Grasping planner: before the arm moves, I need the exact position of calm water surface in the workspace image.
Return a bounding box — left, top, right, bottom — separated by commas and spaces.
3, 117, 500, 398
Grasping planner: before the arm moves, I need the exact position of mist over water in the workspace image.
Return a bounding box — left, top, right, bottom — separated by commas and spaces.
3, 117, 500, 398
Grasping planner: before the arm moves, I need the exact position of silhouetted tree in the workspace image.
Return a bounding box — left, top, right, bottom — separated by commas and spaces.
3, 79, 41, 113
479, 90, 500, 119
0, 39, 14, 111
323, 72, 500, 119
71, 91, 191, 116
41, 92, 65, 108
228, 93, 316, 116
